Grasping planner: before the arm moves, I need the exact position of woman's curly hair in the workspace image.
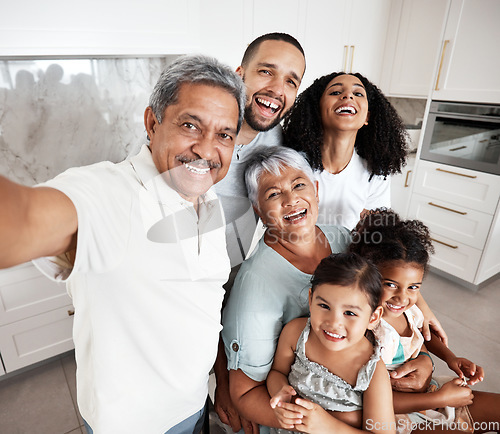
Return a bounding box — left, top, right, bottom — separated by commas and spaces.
282, 72, 408, 178
348, 208, 434, 271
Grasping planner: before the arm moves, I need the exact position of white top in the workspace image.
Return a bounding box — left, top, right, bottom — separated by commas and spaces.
315, 151, 391, 230
33, 145, 230, 433
214, 126, 283, 267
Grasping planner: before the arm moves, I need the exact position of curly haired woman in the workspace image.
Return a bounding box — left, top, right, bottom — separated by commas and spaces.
282, 72, 408, 230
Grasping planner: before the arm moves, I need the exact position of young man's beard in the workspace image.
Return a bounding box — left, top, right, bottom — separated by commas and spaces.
243, 104, 284, 132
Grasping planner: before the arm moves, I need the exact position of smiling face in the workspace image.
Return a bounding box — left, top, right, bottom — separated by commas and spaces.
144, 82, 239, 203
254, 166, 318, 242
378, 261, 425, 320
320, 74, 369, 133
309, 283, 381, 352
237, 40, 305, 132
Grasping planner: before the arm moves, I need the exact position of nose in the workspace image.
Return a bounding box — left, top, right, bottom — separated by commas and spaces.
191, 134, 217, 162
266, 75, 285, 98
341, 91, 354, 100
282, 190, 299, 207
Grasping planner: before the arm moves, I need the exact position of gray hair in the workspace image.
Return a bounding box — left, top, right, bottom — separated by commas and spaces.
244, 145, 315, 207
149, 54, 246, 132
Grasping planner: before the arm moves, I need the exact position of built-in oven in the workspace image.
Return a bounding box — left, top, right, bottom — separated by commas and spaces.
420, 101, 500, 175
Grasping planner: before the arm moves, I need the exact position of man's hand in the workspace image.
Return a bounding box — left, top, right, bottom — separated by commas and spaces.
390, 355, 433, 393
214, 385, 259, 433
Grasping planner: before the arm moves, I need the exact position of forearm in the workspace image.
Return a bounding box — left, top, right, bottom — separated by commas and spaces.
232, 381, 279, 428
266, 369, 289, 398
425, 334, 456, 367
392, 390, 442, 413
213, 337, 230, 386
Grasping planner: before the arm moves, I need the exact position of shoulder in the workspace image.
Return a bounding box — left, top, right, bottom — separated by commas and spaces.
406, 304, 424, 327
318, 224, 351, 251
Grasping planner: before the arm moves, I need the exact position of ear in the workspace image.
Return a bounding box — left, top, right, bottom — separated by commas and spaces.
308, 287, 313, 306
364, 111, 370, 126
367, 305, 383, 330
144, 107, 159, 142
235, 66, 244, 79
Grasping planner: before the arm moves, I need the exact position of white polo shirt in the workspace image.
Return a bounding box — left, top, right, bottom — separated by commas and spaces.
34, 145, 230, 433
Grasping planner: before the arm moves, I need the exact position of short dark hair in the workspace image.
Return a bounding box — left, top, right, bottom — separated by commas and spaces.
241, 32, 305, 68
349, 208, 434, 272
311, 252, 382, 312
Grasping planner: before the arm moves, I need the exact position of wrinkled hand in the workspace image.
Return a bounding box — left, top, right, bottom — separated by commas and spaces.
438, 378, 474, 408
270, 385, 303, 430
448, 357, 484, 386
214, 382, 258, 434
390, 356, 433, 393
293, 398, 337, 433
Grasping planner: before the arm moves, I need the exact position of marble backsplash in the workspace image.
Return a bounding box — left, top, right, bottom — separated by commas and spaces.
0, 56, 178, 185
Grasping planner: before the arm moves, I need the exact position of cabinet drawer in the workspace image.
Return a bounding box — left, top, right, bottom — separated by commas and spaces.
0, 263, 71, 326
413, 160, 500, 214
0, 305, 74, 372
429, 234, 482, 283
408, 193, 493, 250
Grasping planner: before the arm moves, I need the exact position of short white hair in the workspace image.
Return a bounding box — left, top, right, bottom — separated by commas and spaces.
244, 146, 315, 207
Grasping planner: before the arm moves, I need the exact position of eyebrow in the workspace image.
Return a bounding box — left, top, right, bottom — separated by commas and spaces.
315, 295, 362, 311
183, 113, 237, 135
263, 176, 306, 194
384, 278, 422, 285
326, 82, 365, 91
256, 62, 301, 83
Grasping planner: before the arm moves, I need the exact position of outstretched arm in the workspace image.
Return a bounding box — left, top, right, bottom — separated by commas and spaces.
0, 176, 77, 268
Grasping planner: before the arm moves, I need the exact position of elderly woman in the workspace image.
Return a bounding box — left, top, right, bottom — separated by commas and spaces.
221, 146, 440, 433
221, 145, 352, 432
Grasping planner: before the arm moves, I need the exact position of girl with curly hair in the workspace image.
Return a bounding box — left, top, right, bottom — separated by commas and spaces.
349, 209, 500, 434
282, 72, 408, 230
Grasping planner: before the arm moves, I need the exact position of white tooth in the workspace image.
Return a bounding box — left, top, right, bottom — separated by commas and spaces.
325, 330, 343, 338
184, 163, 209, 175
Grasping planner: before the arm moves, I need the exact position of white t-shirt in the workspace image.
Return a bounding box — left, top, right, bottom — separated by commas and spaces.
315, 150, 391, 229
33, 145, 230, 433
214, 126, 283, 267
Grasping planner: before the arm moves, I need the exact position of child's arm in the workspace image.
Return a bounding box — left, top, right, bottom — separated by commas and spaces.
392, 377, 474, 413
267, 318, 306, 431
425, 334, 485, 386
362, 359, 396, 433
416, 292, 448, 345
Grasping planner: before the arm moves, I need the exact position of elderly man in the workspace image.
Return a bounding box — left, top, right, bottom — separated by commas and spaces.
0, 55, 245, 434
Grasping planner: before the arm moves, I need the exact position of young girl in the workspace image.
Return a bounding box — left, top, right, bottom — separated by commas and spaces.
266, 252, 395, 433
350, 209, 500, 434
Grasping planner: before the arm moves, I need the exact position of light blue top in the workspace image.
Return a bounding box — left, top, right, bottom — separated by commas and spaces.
221, 224, 351, 382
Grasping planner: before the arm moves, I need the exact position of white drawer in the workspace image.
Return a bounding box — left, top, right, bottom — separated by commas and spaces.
413, 160, 500, 215
428, 233, 482, 283
408, 193, 493, 250
0, 263, 71, 326
0, 305, 74, 373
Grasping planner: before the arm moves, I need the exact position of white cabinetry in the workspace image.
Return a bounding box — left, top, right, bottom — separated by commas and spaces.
0, 263, 74, 373
381, 0, 450, 97
391, 154, 416, 218
408, 160, 500, 286
432, 0, 500, 104
302, 0, 391, 88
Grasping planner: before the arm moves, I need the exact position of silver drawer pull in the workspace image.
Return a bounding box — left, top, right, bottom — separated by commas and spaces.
431, 238, 458, 249
436, 168, 477, 179
428, 202, 467, 215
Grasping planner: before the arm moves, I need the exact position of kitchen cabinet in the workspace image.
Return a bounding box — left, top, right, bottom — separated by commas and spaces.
0, 263, 74, 373
408, 160, 500, 287
381, 0, 450, 97
391, 153, 416, 218
432, 0, 500, 104
302, 0, 392, 88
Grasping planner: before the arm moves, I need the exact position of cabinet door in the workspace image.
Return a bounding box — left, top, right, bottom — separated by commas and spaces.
0, 263, 72, 326
346, 0, 392, 85
302, 0, 350, 89
0, 305, 74, 372
433, 0, 500, 104
391, 156, 415, 218
387, 0, 450, 97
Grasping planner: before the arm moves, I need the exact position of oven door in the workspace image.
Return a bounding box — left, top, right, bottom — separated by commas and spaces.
421, 105, 500, 175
